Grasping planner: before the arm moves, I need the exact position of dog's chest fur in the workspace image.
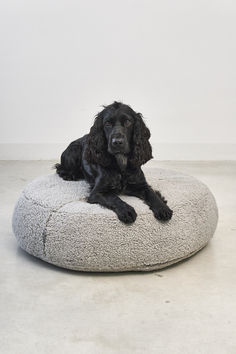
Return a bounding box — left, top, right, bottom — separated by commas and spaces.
110, 168, 143, 194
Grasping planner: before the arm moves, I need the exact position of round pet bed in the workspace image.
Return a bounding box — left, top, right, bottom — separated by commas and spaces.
12, 168, 218, 272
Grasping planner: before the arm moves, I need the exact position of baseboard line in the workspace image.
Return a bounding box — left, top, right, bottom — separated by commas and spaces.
0, 143, 235, 160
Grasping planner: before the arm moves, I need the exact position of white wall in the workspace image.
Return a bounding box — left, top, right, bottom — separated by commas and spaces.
0, 0, 236, 159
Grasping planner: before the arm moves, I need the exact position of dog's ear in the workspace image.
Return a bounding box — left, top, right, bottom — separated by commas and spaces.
85, 110, 112, 167
129, 112, 153, 168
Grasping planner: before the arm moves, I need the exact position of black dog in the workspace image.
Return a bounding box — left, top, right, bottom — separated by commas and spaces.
55, 101, 173, 224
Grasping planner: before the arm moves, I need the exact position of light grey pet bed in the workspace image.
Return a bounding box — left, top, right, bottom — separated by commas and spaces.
12, 168, 218, 272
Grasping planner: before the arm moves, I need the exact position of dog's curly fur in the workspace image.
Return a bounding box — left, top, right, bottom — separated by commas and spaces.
55, 101, 173, 224
85, 106, 152, 168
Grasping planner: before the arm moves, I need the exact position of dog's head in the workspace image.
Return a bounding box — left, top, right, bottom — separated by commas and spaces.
85, 101, 153, 170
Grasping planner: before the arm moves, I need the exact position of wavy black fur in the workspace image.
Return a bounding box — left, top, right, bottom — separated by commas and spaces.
54, 101, 173, 224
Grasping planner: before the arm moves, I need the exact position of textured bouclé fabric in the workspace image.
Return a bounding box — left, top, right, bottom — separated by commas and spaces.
12, 168, 218, 272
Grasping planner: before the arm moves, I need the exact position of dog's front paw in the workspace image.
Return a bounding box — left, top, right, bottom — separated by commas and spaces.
153, 205, 173, 221
116, 205, 137, 224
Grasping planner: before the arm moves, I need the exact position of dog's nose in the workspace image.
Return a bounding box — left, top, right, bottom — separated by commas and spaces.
112, 137, 124, 146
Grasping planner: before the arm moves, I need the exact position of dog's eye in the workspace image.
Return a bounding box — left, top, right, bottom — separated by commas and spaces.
124, 119, 131, 127
104, 121, 112, 127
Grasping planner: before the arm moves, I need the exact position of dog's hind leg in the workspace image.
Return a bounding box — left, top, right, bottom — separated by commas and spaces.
54, 138, 84, 181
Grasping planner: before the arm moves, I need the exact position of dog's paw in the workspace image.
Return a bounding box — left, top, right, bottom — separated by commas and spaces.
117, 205, 137, 224
153, 206, 173, 221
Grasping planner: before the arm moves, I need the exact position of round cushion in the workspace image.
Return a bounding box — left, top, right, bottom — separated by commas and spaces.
12, 169, 218, 272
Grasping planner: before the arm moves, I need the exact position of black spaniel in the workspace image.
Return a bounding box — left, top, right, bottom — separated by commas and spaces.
55, 101, 173, 224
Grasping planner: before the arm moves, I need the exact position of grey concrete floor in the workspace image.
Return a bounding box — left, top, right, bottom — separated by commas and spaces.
0, 160, 236, 354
